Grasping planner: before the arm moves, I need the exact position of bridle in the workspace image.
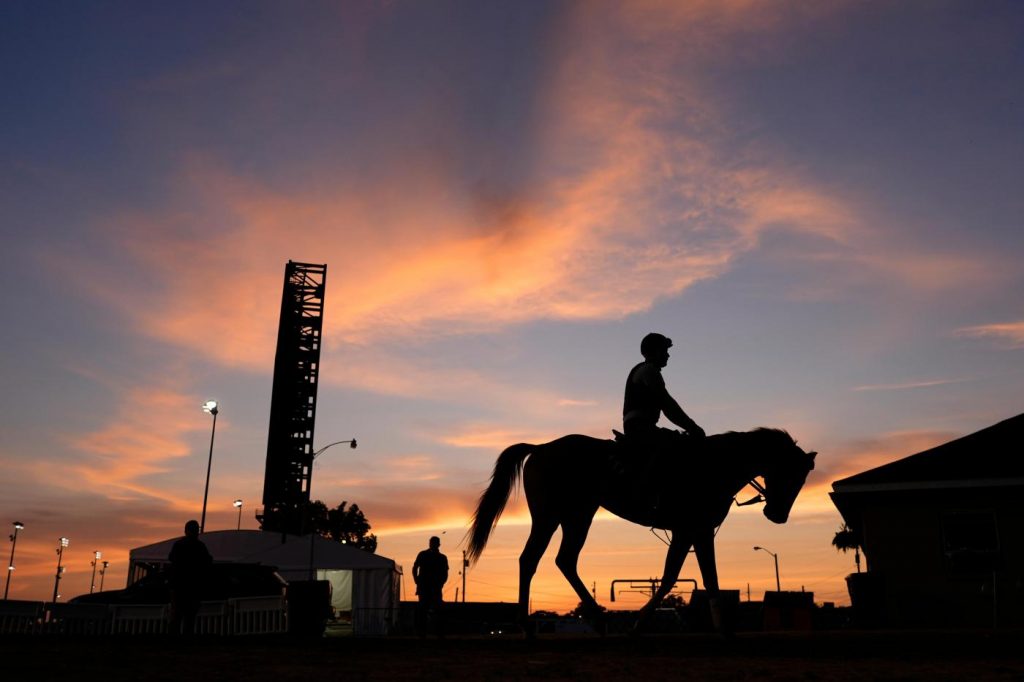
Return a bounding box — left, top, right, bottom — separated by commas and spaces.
734, 477, 767, 507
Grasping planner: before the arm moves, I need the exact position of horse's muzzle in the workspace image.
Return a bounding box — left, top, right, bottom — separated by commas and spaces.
763, 505, 790, 524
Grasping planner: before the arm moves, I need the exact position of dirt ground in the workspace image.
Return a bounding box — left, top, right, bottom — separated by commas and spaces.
3, 630, 1023, 681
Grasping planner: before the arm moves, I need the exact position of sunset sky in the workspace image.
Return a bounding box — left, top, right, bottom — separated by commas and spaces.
2, 1, 1022, 611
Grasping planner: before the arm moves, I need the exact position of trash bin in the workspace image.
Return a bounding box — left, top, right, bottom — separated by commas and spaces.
287, 580, 332, 636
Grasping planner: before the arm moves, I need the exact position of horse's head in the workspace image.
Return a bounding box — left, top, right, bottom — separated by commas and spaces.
761, 433, 816, 524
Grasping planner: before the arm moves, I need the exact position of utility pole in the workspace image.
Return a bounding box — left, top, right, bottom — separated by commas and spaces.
462, 550, 468, 602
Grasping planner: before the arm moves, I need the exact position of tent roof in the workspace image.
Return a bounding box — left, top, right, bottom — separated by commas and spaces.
833, 412, 1024, 491
131, 530, 396, 572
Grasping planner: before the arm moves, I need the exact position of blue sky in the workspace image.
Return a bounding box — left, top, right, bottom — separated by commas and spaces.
1, 0, 1022, 609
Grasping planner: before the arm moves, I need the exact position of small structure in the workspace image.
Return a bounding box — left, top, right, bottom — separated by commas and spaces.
830, 413, 1024, 628
128, 530, 401, 622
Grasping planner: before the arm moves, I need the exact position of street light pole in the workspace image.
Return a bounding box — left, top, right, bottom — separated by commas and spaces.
90, 551, 102, 594
312, 439, 357, 459
52, 537, 69, 603
4, 521, 24, 600
234, 499, 243, 531
753, 546, 781, 592
200, 400, 219, 533
307, 439, 358, 581
99, 561, 109, 592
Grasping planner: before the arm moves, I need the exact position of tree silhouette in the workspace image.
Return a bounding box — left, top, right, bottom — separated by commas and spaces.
304, 500, 378, 553
832, 522, 862, 573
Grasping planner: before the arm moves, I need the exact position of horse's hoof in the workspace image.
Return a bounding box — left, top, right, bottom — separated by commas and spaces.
520, 619, 537, 640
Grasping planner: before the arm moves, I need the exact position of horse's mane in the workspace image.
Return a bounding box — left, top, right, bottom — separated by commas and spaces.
720, 427, 795, 446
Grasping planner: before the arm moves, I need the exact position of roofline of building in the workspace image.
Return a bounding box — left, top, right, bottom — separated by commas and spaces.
832, 477, 1024, 494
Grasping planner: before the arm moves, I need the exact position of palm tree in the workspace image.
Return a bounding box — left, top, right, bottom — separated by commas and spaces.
832, 522, 862, 573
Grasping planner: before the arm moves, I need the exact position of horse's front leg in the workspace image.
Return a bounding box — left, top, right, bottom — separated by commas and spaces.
693, 527, 730, 635
635, 533, 692, 629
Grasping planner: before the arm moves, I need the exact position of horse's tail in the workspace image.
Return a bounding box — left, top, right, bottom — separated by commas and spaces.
466, 443, 534, 564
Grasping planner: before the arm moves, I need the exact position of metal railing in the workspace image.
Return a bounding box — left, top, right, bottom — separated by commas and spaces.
0, 596, 287, 636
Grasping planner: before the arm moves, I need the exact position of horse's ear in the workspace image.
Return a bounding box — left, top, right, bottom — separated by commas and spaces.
807, 451, 817, 469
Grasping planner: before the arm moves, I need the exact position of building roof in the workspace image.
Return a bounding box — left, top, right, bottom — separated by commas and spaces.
131, 529, 397, 572
833, 412, 1024, 493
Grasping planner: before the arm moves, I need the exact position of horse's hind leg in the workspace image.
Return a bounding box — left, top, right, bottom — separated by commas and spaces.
554, 509, 603, 618
519, 516, 558, 634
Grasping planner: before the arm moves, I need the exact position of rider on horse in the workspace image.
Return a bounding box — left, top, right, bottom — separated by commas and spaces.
623, 332, 706, 455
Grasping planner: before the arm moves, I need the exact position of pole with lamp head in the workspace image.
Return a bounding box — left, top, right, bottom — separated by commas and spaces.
99, 560, 109, 592
200, 400, 219, 533
90, 551, 102, 594
753, 546, 781, 592
4, 521, 24, 600
307, 439, 358, 580
52, 537, 69, 603
234, 499, 243, 530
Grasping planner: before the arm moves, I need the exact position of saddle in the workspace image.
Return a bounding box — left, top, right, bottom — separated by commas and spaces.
607, 429, 707, 524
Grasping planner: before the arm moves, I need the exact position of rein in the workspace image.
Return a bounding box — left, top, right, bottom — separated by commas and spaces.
734, 477, 767, 507
649, 476, 768, 546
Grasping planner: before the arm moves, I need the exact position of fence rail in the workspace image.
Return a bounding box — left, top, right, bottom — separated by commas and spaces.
0, 597, 287, 636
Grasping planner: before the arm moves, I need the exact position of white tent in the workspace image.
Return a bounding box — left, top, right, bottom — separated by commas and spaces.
129, 530, 401, 615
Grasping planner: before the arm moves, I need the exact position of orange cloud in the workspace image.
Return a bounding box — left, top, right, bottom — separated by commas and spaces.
60, 385, 209, 510
51, 2, 881, 388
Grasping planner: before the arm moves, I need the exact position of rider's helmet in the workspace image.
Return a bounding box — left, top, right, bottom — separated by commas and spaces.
640, 332, 673, 358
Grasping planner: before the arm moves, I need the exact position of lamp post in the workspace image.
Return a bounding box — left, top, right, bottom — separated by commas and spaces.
52, 537, 69, 603
4, 521, 24, 600
312, 439, 357, 459
753, 546, 781, 592
90, 551, 102, 594
306, 439, 358, 580
99, 560, 109, 592
234, 499, 243, 531
200, 399, 219, 533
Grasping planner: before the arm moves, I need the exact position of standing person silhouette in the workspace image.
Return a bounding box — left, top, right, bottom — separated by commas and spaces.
623, 332, 706, 462
412, 536, 449, 637
168, 519, 212, 635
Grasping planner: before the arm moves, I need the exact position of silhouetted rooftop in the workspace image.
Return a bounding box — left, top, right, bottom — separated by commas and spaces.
833, 412, 1024, 491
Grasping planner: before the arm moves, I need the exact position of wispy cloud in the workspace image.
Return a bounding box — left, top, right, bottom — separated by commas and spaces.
437, 425, 557, 451
852, 378, 965, 392
557, 398, 598, 407
61, 385, 208, 510
955, 320, 1024, 349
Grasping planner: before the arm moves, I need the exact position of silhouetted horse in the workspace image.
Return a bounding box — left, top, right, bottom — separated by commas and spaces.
467, 428, 816, 633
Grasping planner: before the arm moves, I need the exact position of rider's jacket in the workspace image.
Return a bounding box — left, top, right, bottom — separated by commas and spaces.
623, 361, 665, 434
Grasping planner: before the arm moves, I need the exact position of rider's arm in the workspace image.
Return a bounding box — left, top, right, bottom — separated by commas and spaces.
659, 389, 706, 438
